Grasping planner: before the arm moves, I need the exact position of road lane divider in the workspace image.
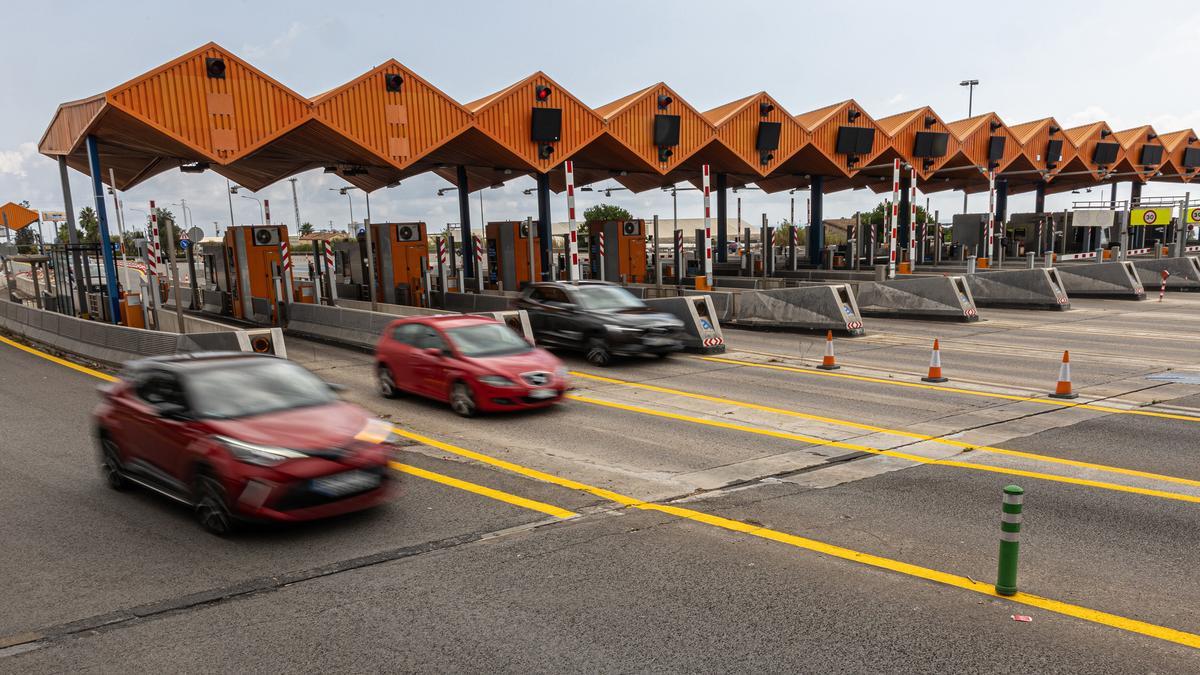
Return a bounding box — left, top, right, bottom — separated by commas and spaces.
564, 392, 1200, 505
568, 370, 1200, 491
391, 425, 1200, 651
389, 462, 576, 519
696, 354, 1200, 423
0, 336, 577, 521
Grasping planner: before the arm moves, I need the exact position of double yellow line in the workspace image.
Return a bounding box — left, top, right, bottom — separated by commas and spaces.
6, 335, 1200, 650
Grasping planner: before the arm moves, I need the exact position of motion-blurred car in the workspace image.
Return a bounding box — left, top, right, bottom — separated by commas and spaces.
375, 315, 567, 417
94, 353, 396, 535
514, 281, 685, 366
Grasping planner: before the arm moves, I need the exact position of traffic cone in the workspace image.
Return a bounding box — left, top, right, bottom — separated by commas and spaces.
1049, 350, 1078, 399
817, 330, 840, 370
921, 339, 948, 383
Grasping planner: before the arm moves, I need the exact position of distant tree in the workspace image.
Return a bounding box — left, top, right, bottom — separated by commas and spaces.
77, 207, 99, 244
149, 207, 182, 256
299, 221, 315, 236
14, 227, 37, 254
861, 200, 931, 226
582, 203, 633, 236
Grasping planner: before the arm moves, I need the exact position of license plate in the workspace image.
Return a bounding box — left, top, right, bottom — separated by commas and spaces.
311, 470, 380, 497
528, 388, 557, 400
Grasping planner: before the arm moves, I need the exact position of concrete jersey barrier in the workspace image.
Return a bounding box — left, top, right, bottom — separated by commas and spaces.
643, 295, 726, 353
1053, 261, 1146, 299
0, 297, 284, 366
723, 284, 865, 335
855, 276, 979, 321
285, 301, 533, 351
966, 268, 1071, 310
1131, 257, 1200, 290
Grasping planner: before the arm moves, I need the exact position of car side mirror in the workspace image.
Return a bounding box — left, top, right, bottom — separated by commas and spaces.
326, 382, 347, 393
156, 401, 191, 421
424, 347, 448, 359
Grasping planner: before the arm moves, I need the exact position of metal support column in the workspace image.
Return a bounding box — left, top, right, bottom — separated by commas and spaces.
456, 166, 473, 278
58, 156, 87, 315
1034, 180, 1046, 214
715, 173, 728, 263
84, 135, 120, 323
536, 172, 552, 280
808, 176, 825, 266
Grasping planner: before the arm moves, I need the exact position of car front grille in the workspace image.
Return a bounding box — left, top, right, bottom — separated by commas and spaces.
274, 466, 388, 511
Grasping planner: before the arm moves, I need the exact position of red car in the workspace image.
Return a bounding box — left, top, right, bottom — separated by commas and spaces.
375, 315, 568, 416
94, 353, 397, 535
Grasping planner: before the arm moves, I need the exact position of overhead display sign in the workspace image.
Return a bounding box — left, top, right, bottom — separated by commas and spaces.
1071, 210, 1115, 228
1185, 207, 1200, 224
40, 210, 66, 222
1130, 207, 1173, 226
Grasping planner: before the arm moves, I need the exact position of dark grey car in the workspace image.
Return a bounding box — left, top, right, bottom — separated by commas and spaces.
514, 281, 685, 366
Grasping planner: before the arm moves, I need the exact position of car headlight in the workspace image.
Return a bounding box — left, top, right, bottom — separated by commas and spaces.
478, 375, 518, 387
605, 324, 643, 334
217, 436, 306, 467
355, 418, 404, 446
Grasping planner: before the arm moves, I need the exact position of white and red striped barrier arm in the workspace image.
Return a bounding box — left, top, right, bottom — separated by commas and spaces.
1185, 245, 1200, 253
564, 161, 579, 281
987, 170, 996, 260
324, 241, 336, 272
702, 164, 713, 284
1126, 247, 1153, 256
1058, 251, 1098, 261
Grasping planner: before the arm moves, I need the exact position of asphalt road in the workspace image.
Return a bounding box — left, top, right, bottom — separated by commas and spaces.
4, 294, 1200, 671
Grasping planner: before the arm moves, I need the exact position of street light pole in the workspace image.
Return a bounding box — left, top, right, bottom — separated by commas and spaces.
226, 179, 236, 230
289, 178, 302, 232
960, 79, 979, 215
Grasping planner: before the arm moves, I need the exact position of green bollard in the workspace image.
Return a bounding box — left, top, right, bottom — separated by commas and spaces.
995, 484, 1024, 596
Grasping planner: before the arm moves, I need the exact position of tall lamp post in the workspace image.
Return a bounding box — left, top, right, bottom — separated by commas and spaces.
239, 194, 264, 223
330, 187, 357, 234
959, 79, 979, 215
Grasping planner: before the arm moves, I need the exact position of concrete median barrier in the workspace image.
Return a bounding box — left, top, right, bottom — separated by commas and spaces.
723, 284, 865, 335
1131, 257, 1200, 291
854, 276, 979, 321
966, 268, 1071, 310
644, 295, 726, 353
1054, 261, 1146, 299
286, 301, 533, 350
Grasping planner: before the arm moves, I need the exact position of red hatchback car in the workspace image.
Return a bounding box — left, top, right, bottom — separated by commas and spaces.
94, 353, 396, 535
375, 315, 567, 416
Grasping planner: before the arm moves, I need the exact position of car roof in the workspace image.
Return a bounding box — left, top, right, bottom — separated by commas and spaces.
528, 280, 615, 290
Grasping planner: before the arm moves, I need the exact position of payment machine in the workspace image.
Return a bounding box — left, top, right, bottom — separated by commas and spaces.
485, 220, 541, 290
587, 219, 647, 283
372, 221, 428, 306
220, 225, 292, 323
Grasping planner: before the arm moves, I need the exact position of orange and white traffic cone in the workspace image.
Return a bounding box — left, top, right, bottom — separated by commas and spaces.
1049, 350, 1078, 399
817, 330, 840, 370
921, 339, 948, 382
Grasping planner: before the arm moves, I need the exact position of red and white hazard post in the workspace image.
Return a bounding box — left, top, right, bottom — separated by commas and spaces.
324, 241, 338, 301
909, 165, 919, 269
987, 170, 996, 263
279, 236, 294, 303
702, 163, 713, 287
473, 234, 484, 291
263, 199, 271, 225
597, 231, 606, 281
889, 159, 900, 278
564, 161, 580, 281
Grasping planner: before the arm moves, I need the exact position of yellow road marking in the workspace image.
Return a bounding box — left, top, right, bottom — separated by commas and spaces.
698, 355, 1200, 423
565, 393, 1200, 505
570, 370, 1200, 491
0, 335, 117, 382
392, 425, 1200, 650
0, 336, 578, 520
389, 461, 577, 519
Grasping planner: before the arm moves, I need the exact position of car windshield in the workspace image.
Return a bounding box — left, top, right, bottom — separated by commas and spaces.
185, 359, 336, 419
446, 323, 533, 358
573, 285, 646, 311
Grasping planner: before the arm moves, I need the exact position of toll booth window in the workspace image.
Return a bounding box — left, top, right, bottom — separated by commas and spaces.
392, 323, 422, 345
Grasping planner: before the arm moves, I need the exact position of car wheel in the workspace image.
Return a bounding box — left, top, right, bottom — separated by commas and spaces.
450, 381, 477, 418
586, 339, 612, 367
377, 363, 400, 399
99, 437, 129, 491
194, 474, 234, 536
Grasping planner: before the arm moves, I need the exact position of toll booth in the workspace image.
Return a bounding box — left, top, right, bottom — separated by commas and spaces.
485, 220, 540, 290
220, 225, 292, 324
371, 221, 428, 306
587, 220, 647, 283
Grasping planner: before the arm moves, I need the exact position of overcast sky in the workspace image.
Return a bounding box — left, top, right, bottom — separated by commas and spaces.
3, 0, 1199, 240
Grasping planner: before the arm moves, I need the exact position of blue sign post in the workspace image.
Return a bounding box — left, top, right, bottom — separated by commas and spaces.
85, 135, 121, 323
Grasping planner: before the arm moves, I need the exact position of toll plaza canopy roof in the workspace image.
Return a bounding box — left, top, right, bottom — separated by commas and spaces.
39, 42, 1200, 198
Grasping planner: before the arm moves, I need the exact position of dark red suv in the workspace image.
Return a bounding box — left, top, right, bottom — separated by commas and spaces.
94, 353, 396, 535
